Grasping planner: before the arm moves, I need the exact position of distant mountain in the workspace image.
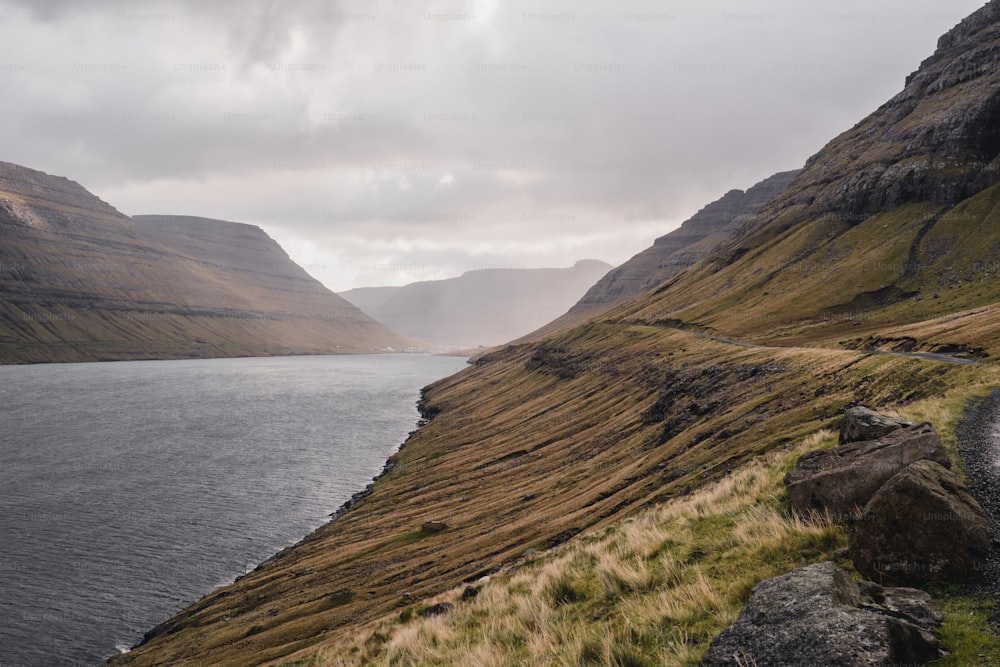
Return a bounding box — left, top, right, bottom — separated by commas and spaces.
527, 170, 800, 339
340, 260, 612, 347
0, 163, 415, 363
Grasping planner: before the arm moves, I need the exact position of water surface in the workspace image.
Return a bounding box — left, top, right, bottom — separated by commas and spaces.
0, 354, 466, 666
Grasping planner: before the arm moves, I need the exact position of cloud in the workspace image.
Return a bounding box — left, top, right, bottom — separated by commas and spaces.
0, 0, 986, 290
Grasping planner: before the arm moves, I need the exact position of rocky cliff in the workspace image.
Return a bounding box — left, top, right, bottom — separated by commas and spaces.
780, 2, 1000, 221
0, 163, 414, 362
526, 170, 799, 339
341, 260, 611, 347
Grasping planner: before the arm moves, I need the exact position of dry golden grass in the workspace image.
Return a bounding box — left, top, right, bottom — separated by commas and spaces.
111, 324, 1000, 667
309, 432, 843, 666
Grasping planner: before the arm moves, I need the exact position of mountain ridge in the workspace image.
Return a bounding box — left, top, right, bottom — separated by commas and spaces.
0, 165, 415, 362
609, 0, 1000, 354
524, 169, 800, 340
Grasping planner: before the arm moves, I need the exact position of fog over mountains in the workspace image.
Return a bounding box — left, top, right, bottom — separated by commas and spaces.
341, 260, 611, 347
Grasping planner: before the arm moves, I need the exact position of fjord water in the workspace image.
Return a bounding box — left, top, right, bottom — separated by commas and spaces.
0, 354, 467, 666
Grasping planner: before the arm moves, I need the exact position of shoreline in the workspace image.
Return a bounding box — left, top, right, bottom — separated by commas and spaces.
117, 384, 448, 658
0, 348, 438, 367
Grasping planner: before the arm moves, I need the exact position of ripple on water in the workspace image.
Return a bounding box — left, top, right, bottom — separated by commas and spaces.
0, 353, 466, 666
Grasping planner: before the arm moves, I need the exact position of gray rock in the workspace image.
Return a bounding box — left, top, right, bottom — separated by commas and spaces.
856, 580, 945, 628
850, 460, 990, 585
785, 423, 949, 520
839, 406, 914, 444
461, 586, 479, 601
701, 562, 942, 666
420, 521, 448, 534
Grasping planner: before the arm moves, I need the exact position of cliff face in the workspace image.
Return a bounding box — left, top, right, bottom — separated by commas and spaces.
0, 163, 414, 362
341, 260, 611, 347
744, 1, 1000, 229
527, 171, 799, 338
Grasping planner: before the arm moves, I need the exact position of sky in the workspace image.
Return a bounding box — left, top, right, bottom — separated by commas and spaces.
0, 0, 988, 291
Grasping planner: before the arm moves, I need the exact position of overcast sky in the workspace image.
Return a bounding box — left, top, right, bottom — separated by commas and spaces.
0, 0, 987, 291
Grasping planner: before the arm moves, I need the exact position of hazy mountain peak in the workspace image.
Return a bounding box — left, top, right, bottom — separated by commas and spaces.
341, 260, 612, 347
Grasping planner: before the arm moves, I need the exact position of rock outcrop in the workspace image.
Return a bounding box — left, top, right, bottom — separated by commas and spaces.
419, 602, 454, 619
850, 459, 990, 585
750, 0, 1000, 229
701, 561, 942, 666
0, 163, 415, 362
785, 423, 950, 519
839, 406, 914, 444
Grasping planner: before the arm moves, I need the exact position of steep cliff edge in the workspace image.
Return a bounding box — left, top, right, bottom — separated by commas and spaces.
0, 163, 414, 362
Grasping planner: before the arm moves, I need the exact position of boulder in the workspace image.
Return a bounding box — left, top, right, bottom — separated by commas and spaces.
701, 562, 942, 666
785, 423, 949, 520
420, 602, 454, 618
420, 521, 448, 534
849, 460, 990, 585
840, 406, 914, 444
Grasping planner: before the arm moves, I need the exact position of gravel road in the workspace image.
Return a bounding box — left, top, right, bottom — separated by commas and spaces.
955, 390, 1000, 621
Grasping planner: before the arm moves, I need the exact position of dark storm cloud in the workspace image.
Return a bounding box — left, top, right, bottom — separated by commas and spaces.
0, 0, 986, 289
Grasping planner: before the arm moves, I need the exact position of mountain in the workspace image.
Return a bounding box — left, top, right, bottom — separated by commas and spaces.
110, 4, 1000, 665
529, 170, 800, 338
340, 260, 612, 347
613, 2, 1000, 353
0, 164, 414, 363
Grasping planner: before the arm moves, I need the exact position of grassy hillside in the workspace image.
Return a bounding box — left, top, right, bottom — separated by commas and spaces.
0, 165, 416, 363
614, 186, 1000, 360
109, 324, 1000, 666
314, 432, 846, 666
108, 4, 1000, 665
302, 410, 999, 667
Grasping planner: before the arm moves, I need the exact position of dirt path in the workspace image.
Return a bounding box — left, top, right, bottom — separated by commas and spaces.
955, 391, 1000, 626
648, 325, 983, 366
